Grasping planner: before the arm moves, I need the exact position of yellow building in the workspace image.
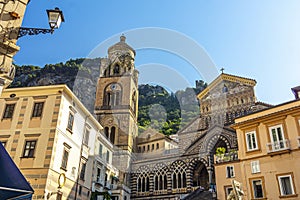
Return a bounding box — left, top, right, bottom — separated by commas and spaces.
0, 85, 112, 200
215, 95, 300, 199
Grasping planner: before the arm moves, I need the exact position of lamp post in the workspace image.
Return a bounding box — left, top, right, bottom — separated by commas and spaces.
0, 4, 64, 96
18, 7, 65, 38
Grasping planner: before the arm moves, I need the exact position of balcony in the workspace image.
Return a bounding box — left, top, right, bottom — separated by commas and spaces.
215, 151, 238, 164
266, 139, 290, 153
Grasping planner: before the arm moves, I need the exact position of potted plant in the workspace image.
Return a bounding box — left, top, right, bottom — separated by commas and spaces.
215, 147, 226, 162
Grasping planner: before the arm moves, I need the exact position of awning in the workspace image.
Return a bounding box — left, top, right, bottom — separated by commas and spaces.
0, 143, 34, 199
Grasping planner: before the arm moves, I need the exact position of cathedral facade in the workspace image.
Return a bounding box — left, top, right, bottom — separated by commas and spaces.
94, 36, 271, 199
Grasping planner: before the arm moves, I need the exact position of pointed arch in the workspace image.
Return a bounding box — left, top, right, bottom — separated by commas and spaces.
103, 83, 122, 106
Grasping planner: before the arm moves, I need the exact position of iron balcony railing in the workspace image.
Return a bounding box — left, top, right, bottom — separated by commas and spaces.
266, 139, 290, 153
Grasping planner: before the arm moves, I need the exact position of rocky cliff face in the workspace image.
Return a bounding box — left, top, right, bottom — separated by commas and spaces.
11, 58, 100, 112
11, 58, 206, 135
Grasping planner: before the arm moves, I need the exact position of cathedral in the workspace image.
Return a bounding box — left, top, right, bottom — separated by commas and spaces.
94, 36, 271, 199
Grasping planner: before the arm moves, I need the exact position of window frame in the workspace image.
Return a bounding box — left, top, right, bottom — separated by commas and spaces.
22, 140, 37, 158
251, 160, 260, 174
249, 177, 265, 199
79, 159, 87, 181
245, 130, 259, 151
31, 102, 44, 118
224, 185, 233, 200
67, 112, 74, 132
83, 126, 90, 145
2, 103, 16, 119
276, 173, 297, 197
61, 146, 70, 170
226, 166, 235, 178
269, 124, 286, 150
106, 151, 110, 163
99, 143, 103, 158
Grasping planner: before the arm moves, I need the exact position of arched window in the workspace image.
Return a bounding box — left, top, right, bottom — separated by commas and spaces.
104, 83, 122, 106
154, 169, 168, 191
113, 64, 120, 74
132, 91, 137, 114
137, 174, 149, 192
110, 126, 116, 144
171, 161, 187, 189
222, 84, 228, 93
173, 173, 177, 189
104, 127, 109, 138
154, 176, 158, 190
164, 174, 168, 189
137, 178, 142, 192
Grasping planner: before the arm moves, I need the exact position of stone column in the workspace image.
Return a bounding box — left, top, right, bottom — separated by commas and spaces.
149, 173, 154, 195
186, 167, 193, 192
167, 170, 172, 194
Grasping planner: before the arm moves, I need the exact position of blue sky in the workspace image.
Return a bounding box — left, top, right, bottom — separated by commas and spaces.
15, 1, 300, 105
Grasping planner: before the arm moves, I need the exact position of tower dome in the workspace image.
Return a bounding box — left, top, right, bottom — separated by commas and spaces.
108, 35, 136, 57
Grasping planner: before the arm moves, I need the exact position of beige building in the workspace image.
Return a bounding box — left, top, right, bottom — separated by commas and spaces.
0, 0, 30, 94
0, 85, 125, 200
215, 93, 300, 199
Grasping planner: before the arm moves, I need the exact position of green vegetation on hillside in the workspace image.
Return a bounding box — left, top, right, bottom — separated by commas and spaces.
11, 58, 207, 136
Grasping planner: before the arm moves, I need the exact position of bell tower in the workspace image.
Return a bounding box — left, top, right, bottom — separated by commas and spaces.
94, 35, 139, 182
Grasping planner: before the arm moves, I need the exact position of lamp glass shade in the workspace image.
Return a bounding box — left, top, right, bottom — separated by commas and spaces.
47, 8, 64, 29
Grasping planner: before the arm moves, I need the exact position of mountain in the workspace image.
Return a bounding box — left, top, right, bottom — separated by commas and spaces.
11, 58, 206, 135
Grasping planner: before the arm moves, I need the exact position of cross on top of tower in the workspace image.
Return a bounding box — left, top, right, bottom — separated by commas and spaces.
220, 67, 225, 74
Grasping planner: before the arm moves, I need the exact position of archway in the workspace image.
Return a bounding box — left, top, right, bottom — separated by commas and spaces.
192, 161, 209, 189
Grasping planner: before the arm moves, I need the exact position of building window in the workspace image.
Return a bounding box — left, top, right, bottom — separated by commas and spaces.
270, 125, 286, 149
225, 186, 233, 199
156, 143, 159, 149
2, 104, 15, 119
80, 160, 87, 180
83, 127, 90, 145
277, 174, 295, 196
252, 179, 264, 198
152, 144, 154, 151
99, 144, 103, 158
22, 140, 36, 158
104, 127, 109, 138
226, 166, 235, 178
67, 112, 74, 131
251, 160, 260, 174
245, 131, 258, 151
110, 126, 115, 144
106, 151, 110, 163
61, 147, 70, 170
96, 167, 101, 182
32, 102, 44, 117
104, 83, 122, 106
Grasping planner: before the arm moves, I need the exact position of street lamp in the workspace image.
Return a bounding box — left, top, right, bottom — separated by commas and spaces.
18, 7, 65, 38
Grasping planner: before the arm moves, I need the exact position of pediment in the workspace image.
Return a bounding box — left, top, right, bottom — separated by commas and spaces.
198, 73, 256, 101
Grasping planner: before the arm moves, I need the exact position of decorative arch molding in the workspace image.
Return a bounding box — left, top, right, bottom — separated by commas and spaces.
100, 116, 120, 127
188, 157, 209, 170
169, 160, 187, 171
103, 82, 123, 107
136, 165, 151, 174
152, 162, 168, 172
203, 131, 235, 154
